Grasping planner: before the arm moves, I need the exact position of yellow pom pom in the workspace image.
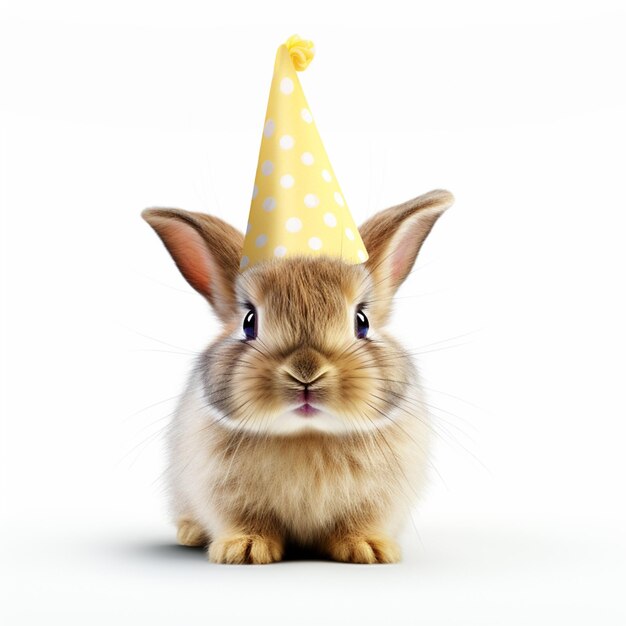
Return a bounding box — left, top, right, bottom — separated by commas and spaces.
285, 34, 315, 71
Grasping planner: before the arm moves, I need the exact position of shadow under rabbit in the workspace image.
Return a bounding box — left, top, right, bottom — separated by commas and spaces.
128, 540, 336, 563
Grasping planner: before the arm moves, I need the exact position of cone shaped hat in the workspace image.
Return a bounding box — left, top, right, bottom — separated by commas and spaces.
240, 35, 369, 271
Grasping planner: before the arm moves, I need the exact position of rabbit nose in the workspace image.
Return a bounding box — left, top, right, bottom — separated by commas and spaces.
285, 371, 325, 387
284, 348, 326, 385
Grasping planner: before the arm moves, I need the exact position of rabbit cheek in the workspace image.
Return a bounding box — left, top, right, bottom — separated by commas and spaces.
333, 339, 410, 431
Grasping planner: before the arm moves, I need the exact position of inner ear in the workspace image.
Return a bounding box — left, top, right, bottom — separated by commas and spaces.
359, 190, 454, 322
148, 217, 216, 299
387, 205, 445, 288
142, 208, 243, 322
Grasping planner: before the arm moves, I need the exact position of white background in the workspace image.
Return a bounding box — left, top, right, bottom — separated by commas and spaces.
1, 1, 625, 624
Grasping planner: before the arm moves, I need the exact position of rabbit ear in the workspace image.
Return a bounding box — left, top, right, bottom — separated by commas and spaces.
359, 189, 454, 321
142, 208, 243, 321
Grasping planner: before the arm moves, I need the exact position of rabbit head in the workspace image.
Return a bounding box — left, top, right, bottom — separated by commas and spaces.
142, 189, 453, 436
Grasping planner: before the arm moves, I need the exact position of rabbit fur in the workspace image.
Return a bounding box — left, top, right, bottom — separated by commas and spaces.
142, 189, 454, 564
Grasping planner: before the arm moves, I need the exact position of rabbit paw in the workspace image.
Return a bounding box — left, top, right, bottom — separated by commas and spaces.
326, 534, 401, 564
176, 518, 207, 547
208, 533, 284, 564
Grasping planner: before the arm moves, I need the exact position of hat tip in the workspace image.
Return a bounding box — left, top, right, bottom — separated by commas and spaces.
284, 34, 315, 71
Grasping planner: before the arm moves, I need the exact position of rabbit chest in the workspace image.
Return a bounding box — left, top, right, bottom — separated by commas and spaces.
206, 429, 408, 540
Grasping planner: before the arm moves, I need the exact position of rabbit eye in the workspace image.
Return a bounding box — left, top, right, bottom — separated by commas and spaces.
355, 309, 369, 339
243, 308, 257, 340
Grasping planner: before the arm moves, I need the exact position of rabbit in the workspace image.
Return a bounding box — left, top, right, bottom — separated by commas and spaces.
142, 188, 454, 564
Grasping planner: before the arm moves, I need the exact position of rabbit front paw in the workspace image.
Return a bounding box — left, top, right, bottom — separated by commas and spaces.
176, 518, 207, 547
326, 534, 401, 564
208, 533, 284, 564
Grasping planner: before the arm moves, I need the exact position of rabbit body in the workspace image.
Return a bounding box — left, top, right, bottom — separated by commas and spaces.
168, 335, 430, 563
143, 190, 453, 563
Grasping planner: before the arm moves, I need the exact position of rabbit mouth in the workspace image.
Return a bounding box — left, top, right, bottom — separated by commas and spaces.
294, 402, 320, 417
272, 404, 347, 434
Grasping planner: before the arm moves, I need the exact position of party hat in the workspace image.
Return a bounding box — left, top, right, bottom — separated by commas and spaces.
240, 35, 369, 271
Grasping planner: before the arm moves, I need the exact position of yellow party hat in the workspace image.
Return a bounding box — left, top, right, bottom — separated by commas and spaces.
240, 35, 369, 271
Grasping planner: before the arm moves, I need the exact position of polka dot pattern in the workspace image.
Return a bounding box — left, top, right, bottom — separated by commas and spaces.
304, 193, 319, 208
280, 174, 295, 188
279, 135, 294, 150
240, 43, 368, 270
280, 77, 294, 94
263, 119, 275, 138
262, 197, 276, 212
285, 217, 302, 232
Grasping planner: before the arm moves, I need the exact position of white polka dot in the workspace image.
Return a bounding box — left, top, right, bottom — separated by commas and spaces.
274, 245, 287, 258
323, 212, 337, 227
285, 217, 302, 233
357, 249, 367, 262
304, 193, 319, 208
279, 135, 295, 150
301, 152, 314, 165
261, 160, 273, 176
252, 184, 259, 200
246, 222, 252, 234
263, 119, 275, 137
321, 169, 332, 182
256, 234, 268, 247
280, 174, 295, 188
240, 256, 249, 269
262, 197, 276, 212
301, 108, 313, 123
334, 191, 345, 206
308, 237, 323, 250
345, 227, 355, 241
280, 77, 294, 94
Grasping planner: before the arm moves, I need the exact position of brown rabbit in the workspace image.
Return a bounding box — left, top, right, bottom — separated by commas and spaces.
142, 188, 454, 564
